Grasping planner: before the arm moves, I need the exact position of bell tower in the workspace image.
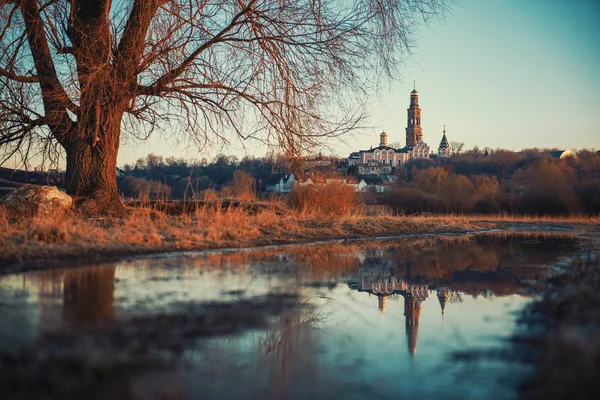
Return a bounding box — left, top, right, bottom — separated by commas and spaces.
405, 83, 423, 148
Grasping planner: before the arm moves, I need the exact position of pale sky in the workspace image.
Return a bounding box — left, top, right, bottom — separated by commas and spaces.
117, 0, 599, 166
5, 0, 590, 168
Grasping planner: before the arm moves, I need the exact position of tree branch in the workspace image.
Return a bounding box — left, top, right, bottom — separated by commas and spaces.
142, 0, 257, 94
19, 0, 76, 135
114, 0, 161, 86
0, 66, 39, 82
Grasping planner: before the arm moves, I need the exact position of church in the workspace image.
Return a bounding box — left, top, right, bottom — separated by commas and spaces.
348, 87, 452, 169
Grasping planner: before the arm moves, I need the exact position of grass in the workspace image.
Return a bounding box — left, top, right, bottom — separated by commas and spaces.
0, 199, 498, 272
1, 189, 597, 273
422, 213, 600, 224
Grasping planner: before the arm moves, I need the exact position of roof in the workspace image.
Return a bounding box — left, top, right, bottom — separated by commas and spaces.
411, 89, 418, 95
438, 133, 450, 149
359, 146, 408, 153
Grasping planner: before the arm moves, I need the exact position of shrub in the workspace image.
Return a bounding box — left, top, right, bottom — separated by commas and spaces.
199, 189, 219, 202
226, 170, 256, 201
289, 183, 360, 217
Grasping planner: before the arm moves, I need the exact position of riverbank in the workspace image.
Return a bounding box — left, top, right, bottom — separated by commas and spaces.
515, 239, 600, 399
1, 203, 598, 274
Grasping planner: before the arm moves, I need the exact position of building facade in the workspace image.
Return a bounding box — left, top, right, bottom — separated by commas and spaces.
349, 87, 452, 173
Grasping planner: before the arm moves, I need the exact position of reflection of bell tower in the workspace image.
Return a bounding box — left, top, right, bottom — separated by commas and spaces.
378, 295, 387, 312
404, 296, 422, 355
405, 83, 423, 148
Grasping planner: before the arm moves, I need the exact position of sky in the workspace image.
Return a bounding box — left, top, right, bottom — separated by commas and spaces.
19, 0, 600, 168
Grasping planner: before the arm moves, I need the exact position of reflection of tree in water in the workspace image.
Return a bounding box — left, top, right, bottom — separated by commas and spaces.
62, 267, 116, 326
183, 295, 323, 399
260, 305, 321, 399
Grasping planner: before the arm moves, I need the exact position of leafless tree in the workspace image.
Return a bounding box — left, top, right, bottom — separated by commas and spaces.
0, 0, 449, 213
450, 141, 464, 156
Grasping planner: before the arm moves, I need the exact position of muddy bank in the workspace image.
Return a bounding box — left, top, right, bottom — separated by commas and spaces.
514, 241, 600, 400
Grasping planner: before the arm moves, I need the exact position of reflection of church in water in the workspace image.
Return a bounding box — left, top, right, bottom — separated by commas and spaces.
347, 263, 452, 356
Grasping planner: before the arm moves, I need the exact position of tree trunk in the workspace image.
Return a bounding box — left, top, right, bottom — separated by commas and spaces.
64, 108, 125, 215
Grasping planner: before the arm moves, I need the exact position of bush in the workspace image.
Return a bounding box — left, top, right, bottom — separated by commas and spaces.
199, 189, 219, 201
225, 170, 256, 201
289, 183, 360, 217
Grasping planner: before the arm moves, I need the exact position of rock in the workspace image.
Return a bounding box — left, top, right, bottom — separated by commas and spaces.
1, 185, 72, 213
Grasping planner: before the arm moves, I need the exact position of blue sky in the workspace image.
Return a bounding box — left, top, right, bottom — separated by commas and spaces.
118, 0, 600, 165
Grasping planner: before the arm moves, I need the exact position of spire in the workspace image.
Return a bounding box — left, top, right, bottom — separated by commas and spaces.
413, 80, 415, 91
438, 126, 450, 155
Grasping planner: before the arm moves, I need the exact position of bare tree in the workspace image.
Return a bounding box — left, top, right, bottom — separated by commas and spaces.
0, 0, 449, 213
450, 141, 464, 156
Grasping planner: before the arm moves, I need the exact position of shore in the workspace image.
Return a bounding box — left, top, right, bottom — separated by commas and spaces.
515, 238, 600, 399
1, 202, 598, 274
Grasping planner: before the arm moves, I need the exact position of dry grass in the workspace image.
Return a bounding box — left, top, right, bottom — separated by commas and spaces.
0, 200, 501, 272
289, 183, 360, 217
416, 213, 600, 224
2, 197, 597, 273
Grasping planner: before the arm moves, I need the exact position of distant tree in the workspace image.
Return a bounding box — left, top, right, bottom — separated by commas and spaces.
119, 176, 171, 200
135, 158, 147, 171
411, 166, 449, 195
450, 141, 465, 156
165, 156, 178, 168
470, 175, 500, 213
441, 174, 475, 213
471, 175, 500, 200
145, 153, 164, 170
505, 159, 579, 215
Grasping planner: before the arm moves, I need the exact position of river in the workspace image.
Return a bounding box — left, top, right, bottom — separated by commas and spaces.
0, 233, 581, 399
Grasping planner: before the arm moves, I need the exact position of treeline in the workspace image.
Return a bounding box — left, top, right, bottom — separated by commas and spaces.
384, 149, 600, 215
118, 149, 600, 216
119, 154, 281, 199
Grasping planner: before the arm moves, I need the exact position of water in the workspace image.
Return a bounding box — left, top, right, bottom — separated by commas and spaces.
0, 234, 579, 400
